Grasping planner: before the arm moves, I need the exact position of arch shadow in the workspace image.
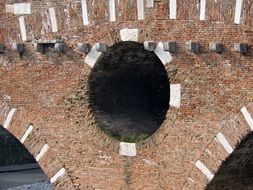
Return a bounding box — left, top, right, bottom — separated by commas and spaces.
0, 125, 52, 189
88, 41, 170, 142
206, 132, 253, 190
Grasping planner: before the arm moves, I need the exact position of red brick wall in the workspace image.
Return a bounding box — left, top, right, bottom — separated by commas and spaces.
0, 1, 253, 189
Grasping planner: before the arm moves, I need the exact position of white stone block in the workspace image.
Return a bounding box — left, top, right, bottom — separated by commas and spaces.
50, 168, 66, 183
137, 0, 144, 20
144, 41, 157, 51
81, 0, 89, 25
20, 125, 34, 144
209, 42, 223, 53
186, 41, 200, 53
234, 0, 243, 24
12, 43, 25, 53
3, 108, 16, 129
216, 132, 234, 155
36, 144, 50, 161
49, 7, 58, 33
5, 5, 14, 13
19, 16, 27, 42
14, 3, 31, 15
77, 43, 91, 53
109, 0, 116, 22
169, 0, 177, 19
54, 43, 66, 53
195, 160, 214, 181
120, 28, 139, 42
95, 43, 108, 53
154, 42, 173, 65
163, 41, 177, 53
170, 84, 181, 108
234, 43, 248, 54
119, 142, 136, 157
147, 0, 154, 8
200, 0, 206, 20
85, 45, 103, 67
241, 107, 253, 131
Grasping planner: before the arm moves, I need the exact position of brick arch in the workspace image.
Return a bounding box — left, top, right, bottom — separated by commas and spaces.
63, 37, 180, 148
183, 103, 253, 190
56, 44, 181, 189
1, 27, 252, 190
1, 1, 253, 189
206, 130, 253, 189
0, 104, 76, 189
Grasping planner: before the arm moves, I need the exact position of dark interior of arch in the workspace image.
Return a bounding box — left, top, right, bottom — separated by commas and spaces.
206, 132, 253, 190
88, 42, 170, 142
0, 126, 35, 166
0, 126, 52, 189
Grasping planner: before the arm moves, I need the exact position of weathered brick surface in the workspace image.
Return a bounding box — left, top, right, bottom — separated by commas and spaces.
0, 1, 253, 189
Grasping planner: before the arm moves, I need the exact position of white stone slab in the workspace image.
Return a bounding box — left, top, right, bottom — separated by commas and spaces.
50, 168, 66, 183
143, 158, 156, 166
64, 8, 71, 30
3, 108, 17, 129
14, 3, 31, 15
119, 142, 136, 157
234, 0, 243, 24
40, 11, 51, 35
137, 0, 144, 20
170, 84, 181, 108
216, 132, 234, 154
20, 125, 34, 144
109, 0, 116, 22
154, 42, 173, 65
5, 5, 14, 13
36, 144, 50, 161
195, 160, 214, 181
200, 0, 206, 20
85, 45, 103, 67
19, 16, 27, 42
188, 177, 195, 184
147, 0, 154, 8
120, 28, 139, 42
169, 0, 177, 19
241, 107, 253, 131
49, 8, 58, 33
81, 0, 89, 25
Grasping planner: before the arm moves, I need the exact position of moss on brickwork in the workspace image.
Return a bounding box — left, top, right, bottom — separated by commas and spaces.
110, 133, 150, 143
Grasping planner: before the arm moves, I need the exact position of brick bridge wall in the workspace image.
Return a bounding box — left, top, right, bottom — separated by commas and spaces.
1, 0, 253, 189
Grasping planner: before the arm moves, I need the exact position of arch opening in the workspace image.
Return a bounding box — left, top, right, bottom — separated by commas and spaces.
206, 132, 253, 190
88, 42, 170, 142
0, 126, 52, 189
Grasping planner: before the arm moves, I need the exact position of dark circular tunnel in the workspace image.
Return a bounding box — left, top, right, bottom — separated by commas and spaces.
88, 42, 170, 142
206, 132, 253, 190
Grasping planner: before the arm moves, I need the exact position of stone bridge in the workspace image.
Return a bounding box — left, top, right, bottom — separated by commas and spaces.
1, 0, 253, 189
